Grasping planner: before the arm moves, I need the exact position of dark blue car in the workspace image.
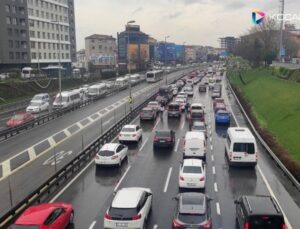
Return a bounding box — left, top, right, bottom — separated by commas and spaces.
215, 110, 230, 125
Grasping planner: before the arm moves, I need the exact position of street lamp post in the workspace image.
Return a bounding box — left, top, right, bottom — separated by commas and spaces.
164, 35, 170, 84
51, 20, 62, 97
182, 41, 186, 65
126, 20, 135, 110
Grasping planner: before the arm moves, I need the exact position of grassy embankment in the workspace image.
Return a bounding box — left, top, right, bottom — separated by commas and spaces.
229, 68, 300, 162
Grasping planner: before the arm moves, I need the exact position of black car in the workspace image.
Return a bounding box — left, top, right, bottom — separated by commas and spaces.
172, 192, 212, 229
198, 84, 207, 92
235, 195, 285, 229
167, 102, 181, 118
153, 130, 175, 148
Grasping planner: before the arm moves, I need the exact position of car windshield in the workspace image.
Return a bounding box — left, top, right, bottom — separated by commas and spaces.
122, 128, 135, 132
169, 105, 179, 110
218, 112, 229, 116
11, 226, 40, 229
12, 114, 25, 120
142, 109, 153, 114
55, 95, 68, 103
156, 131, 171, 137
183, 166, 202, 174
233, 143, 255, 154
249, 216, 284, 229
191, 112, 203, 118
148, 102, 157, 106
32, 95, 43, 100
29, 102, 41, 106
178, 213, 206, 224
192, 125, 205, 131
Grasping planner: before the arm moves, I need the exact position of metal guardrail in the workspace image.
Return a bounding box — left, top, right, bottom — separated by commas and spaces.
0, 92, 157, 228
226, 78, 300, 192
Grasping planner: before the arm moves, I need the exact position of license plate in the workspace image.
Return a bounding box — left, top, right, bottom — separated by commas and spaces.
115, 222, 128, 227
187, 183, 196, 187
160, 140, 165, 143
125, 134, 130, 137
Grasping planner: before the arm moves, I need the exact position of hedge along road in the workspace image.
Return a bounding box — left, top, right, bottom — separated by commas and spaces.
0, 68, 189, 217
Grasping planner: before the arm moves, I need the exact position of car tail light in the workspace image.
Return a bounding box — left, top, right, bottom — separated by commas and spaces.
229, 152, 232, 160
95, 155, 100, 159
154, 137, 159, 142
111, 155, 118, 160
244, 222, 249, 229
172, 219, 184, 228
200, 176, 205, 181
201, 219, 212, 228
282, 223, 286, 229
119, 134, 122, 137
256, 153, 258, 161
104, 213, 112, 220
132, 134, 137, 137
180, 176, 184, 181
166, 137, 171, 142
132, 214, 141, 220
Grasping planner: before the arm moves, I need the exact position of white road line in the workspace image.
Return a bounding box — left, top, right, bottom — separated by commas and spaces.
139, 137, 149, 151
210, 137, 212, 142
214, 182, 218, 192
212, 166, 216, 175
216, 202, 221, 215
211, 155, 214, 162
164, 167, 173, 193
0, 127, 4, 130
175, 139, 180, 152
257, 165, 293, 229
180, 117, 185, 130
114, 165, 132, 192
89, 221, 96, 229
152, 119, 160, 131
210, 145, 213, 151
210, 130, 212, 136
153, 225, 158, 229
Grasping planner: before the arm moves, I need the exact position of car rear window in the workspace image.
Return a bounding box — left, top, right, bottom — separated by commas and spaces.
141, 109, 153, 114
156, 131, 171, 137
233, 143, 255, 154
249, 216, 284, 229
98, 150, 115, 156
192, 125, 205, 131
191, 112, 204, 118
168, 104, 180, 110
108, 207, 138, 220
183, 166, 202, 174
178, 213, 206, 224
192, 106, 202, 110
122, 128, 135, 132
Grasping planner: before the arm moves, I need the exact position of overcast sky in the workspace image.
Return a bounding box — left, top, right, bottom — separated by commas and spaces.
74, 0, 300, 49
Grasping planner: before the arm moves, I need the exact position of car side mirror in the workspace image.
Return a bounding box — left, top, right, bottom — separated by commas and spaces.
234, 200, 240, 204
207, 197, 213, 201
113, 190, 117, 196
172, 196, 179, 201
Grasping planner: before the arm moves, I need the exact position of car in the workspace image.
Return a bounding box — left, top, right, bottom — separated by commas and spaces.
177, 91, 188, 100
211, 90, 221, 99
214, 103, 226, 113
172, 88, 178, 96
26, 100, 49, 113
213, 98, 224, 110
202, 78, 209, 85
179, 159, 206, 190
208, 78, 215, 90
183, 87, 194, 96
188, 110, 205, 126
175, 98, 187, 112
153, 130, 175, 148
104, 187, 152, 229
95, 143, 128, 167
119, 125, 142, 143
147, 101, 160, 111
172, 192, 212, 229
198, 84, 207, 92
190, 103, 205, 113
215, 110, 230, 125
191, 121, 207, 137
140, 107, 157, 120
183, 132, 206, 160
235, 195, 285, 229
6, 112, 35, 128
167, 102, 181, 118
12, 202, 74, 229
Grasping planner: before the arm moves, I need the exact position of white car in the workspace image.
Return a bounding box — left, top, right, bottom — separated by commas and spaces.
184, 87, 194, 96
104, 187, 153, 229
147, 101, 160, 111
95, 143, 128, 167
31, 93, 50, 103
179, 159, 206, 190
26, 100, 49, 113
175, 98, 186, 112
119, 125, 142, 143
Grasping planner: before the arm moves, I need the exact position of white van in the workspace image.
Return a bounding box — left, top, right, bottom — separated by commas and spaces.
88, 83, 107, 98
190, 103, 205, 113
183, 131, 206, 160
115, 77, 128, 90
53, 90, 81, 110
225, 127, 257, 167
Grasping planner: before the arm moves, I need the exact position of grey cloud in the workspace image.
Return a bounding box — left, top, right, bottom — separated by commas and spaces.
169, 0, 208, 5
167, 11, 183, 19
224, 1, 245, 10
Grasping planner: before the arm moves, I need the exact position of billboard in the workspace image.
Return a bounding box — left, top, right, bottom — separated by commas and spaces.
157, 43, 176, 62
140, 44, 150, 62
175, 45, 184, 61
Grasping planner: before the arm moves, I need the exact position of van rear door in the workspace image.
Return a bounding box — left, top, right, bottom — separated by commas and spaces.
232, 142, 256, 163
185, 139, 205, 157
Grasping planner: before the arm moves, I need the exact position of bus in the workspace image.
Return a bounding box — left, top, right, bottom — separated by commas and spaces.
41, 65, 67, 78
21, 67, 38, 79
146, 70, 163, 83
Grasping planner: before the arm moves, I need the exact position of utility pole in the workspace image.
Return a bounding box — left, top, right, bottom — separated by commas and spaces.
126, 20, 135, 110
164, 35, 170, 84
278, 0, 285, 62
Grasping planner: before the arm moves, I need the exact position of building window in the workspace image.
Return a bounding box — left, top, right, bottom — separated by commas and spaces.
53, 53, 56, 59
49, 53, 52, 59
21, 30, 26, 37
8, 40, 14, 48
21, 41, 27, 49
43, 43, 46, 49
37, 31, 40, 38
32, 52, 36, 59
92, 46, 95, 50
35, 10, 39, 17
65, 35, 69, 41
6, 17, 11, 25
5, 5, 10, 13
42, 32, 45, 39
22, 52, 28, 60
29, 20, 34, 27
31, 41, 35, 48
66, 53, 70, 59
8, 28, 13, 36
44, 53, 47, 59
39, 52, 42, 59
12, 18, 17, 25
20, 19, 26, 26
47, 33, 50, 39
30, 30, 35, 38
38, 42, 41, 49
15, 41, 20, 48
48, 43, 51, 49
16, 52, 20, 59
9, 52, 14, 60
53, 43, 56, 50
12, 6, 16, 14
19, 7, 25, 15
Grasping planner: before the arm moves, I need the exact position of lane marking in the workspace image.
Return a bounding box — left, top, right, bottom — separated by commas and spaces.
153, 225, 158, 229
210, 145, 213, 151
164, 167, 173, 193
139, 137, 149, 152
211, 155, 214, 162
209, 130, 212, 136
212, 166, 216, 175
114, 165, 132, 192
43, 150, 73, 166
152, 119, 160, 131
210, 137, 212, 142
214, 182, 218, 192
257, 165, 292, 229
89, 221, 96, 229
175, 139, 180, 152
179, 116, 185, 130
216, 202, 221, 215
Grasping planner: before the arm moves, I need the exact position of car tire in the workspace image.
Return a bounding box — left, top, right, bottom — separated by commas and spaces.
69, 211, 74, 225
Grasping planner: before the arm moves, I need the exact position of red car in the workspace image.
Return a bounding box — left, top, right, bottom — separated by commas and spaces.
213, 98, 224, 110
12, 202, 74, 229
6, 112, 35, 128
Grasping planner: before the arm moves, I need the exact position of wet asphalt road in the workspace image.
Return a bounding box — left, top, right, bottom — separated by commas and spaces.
49, 78, 300, 229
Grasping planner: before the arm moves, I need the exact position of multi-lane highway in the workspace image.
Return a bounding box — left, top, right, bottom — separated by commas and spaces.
0, 68, 191, 217
37, 72, 300, 229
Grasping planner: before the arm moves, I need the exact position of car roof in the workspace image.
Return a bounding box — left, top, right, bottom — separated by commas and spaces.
123, 124, 137, 129
183, 158, 203, 167
228, 127, 255, 141
148, 101, 158, 104
241, 195, 282, 216
179, 192, 206, 214
191, 103, 203, 107
34, 93, 48, 96
217, 110, 229, 114
14, 203, 68, 225
185, 131, 205, 140
100, 143, 119, 151
112, 188, 147, 208
142, 107, 152, 110
193, 121, 205, 126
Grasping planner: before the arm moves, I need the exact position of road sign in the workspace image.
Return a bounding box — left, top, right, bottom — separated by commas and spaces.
128, 96, 133, 104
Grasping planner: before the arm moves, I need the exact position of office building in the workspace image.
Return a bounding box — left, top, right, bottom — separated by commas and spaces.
219, 36, 240, 53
